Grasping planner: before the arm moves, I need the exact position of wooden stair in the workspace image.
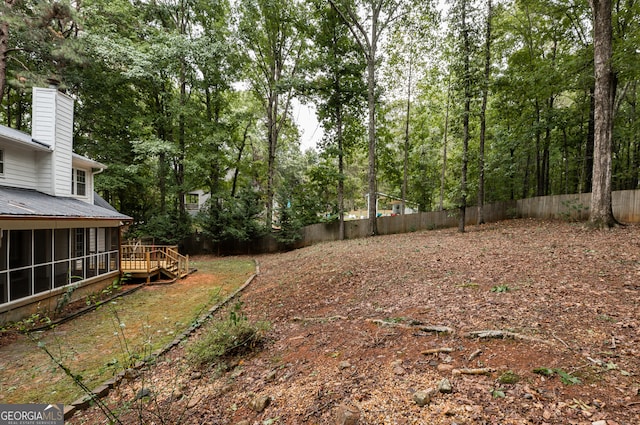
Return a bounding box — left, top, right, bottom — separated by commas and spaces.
121, 244, 189, 283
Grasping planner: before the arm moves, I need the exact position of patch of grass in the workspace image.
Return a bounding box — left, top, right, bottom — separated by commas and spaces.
498, 370, 520, 384
533, 367, 554, 377
555, 368, 581, 385
0, 257, 255, 404
491, 388, 506, 398
459, 282, 479, 289
491, 284, 511, 293
596, 314, 615, 323
187, 302, 269, 367
533, 367, 581, 385
190, 257, 255, 276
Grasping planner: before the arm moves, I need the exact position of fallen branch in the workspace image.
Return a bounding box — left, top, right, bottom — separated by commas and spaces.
421, 347, 454, 355
468, 349, 482, 361
368, 319, 454, 334
452, 368, 493, 376
467, 330, 554, 346
551, 332, 572, 350
292, 316, 348, 323
418, 325, 454, 334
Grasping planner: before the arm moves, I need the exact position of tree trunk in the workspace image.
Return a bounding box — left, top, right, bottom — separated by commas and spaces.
459, 0, 470, 233
631, 84, 639, 189
522, 150, 531, 199
177, 66, 187, 218
366, 13, 379, 236
440, 77, 451, 211
534, 101, 544, 196
583, 85, 595, 193
402, 55, 412, 216
336, 85, 346, 241
231, 120, 251, 198
589, 0, 617, 227
266, 89, 278, 229
0, 24, 6, 106
478, 0, 492, 225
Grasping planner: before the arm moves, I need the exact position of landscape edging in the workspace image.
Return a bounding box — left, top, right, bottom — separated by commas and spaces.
64, 259, 260, 420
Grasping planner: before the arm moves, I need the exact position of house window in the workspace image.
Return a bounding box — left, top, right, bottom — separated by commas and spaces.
0, 274, 6, 304
9, 230, 32, 269
72, 169, 86, 196
0, 150, 4, 175
186, 193, 199, 210
186, 193, 199, 204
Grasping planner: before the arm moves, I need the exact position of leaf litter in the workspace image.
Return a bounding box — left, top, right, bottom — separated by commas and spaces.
69, 219, 640, 424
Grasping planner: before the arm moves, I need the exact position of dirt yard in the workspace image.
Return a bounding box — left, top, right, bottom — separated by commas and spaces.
69, 219, 639, 424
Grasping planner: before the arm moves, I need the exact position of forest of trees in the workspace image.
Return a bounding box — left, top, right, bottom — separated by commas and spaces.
1, 0, 638, 243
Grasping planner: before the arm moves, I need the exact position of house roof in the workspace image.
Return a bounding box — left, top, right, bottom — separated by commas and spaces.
0, 186, 131, 221
0, 124, 52, 152
0, 125, 103, 168
73, 153, 107, 169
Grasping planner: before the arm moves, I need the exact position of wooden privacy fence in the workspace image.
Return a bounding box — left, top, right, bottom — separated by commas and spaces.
183, 189, 640, 256
121, 244, 189, 283
517, 189, 640, 223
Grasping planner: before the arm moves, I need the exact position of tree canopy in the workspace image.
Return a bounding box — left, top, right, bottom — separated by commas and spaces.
1, 0, 637, 241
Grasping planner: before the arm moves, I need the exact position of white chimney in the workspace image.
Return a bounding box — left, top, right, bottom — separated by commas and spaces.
32, 87, 75, 196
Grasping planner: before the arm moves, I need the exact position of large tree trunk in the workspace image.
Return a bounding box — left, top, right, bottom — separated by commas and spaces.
589, 0, 617, 227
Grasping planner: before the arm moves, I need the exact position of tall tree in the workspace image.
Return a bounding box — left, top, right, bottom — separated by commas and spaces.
589, 0, 617, 227
0, 0, 15, 105
477, 0, 492, 225
458, 0, 472, 233
309, 0, 366, 240
328, 0, 425, 235
1, 0, 82, 115
237, 0, 307, 228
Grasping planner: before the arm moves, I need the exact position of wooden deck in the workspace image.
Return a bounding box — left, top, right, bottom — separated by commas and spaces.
121, 245, 189, 283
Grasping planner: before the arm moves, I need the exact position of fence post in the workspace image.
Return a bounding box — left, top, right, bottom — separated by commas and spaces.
146, 251, 151, 283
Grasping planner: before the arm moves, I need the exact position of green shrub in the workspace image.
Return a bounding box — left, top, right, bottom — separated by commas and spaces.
188, 308, 269, 367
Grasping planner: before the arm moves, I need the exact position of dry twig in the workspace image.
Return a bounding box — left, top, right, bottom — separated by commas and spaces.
468, 330, 554, 346
468, 348, 482, 361
421, 347, 454, 355
452, 368, 493, 376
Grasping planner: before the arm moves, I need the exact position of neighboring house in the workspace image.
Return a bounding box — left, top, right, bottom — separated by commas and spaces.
185, 189, 211, 216
0, 86, 131, 323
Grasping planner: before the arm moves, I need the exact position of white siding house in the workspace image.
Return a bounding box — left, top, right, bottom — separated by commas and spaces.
0, 87, 131, 322
185, 189, 211, 216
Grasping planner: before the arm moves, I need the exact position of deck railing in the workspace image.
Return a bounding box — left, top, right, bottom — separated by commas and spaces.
121, 244, 189, 281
